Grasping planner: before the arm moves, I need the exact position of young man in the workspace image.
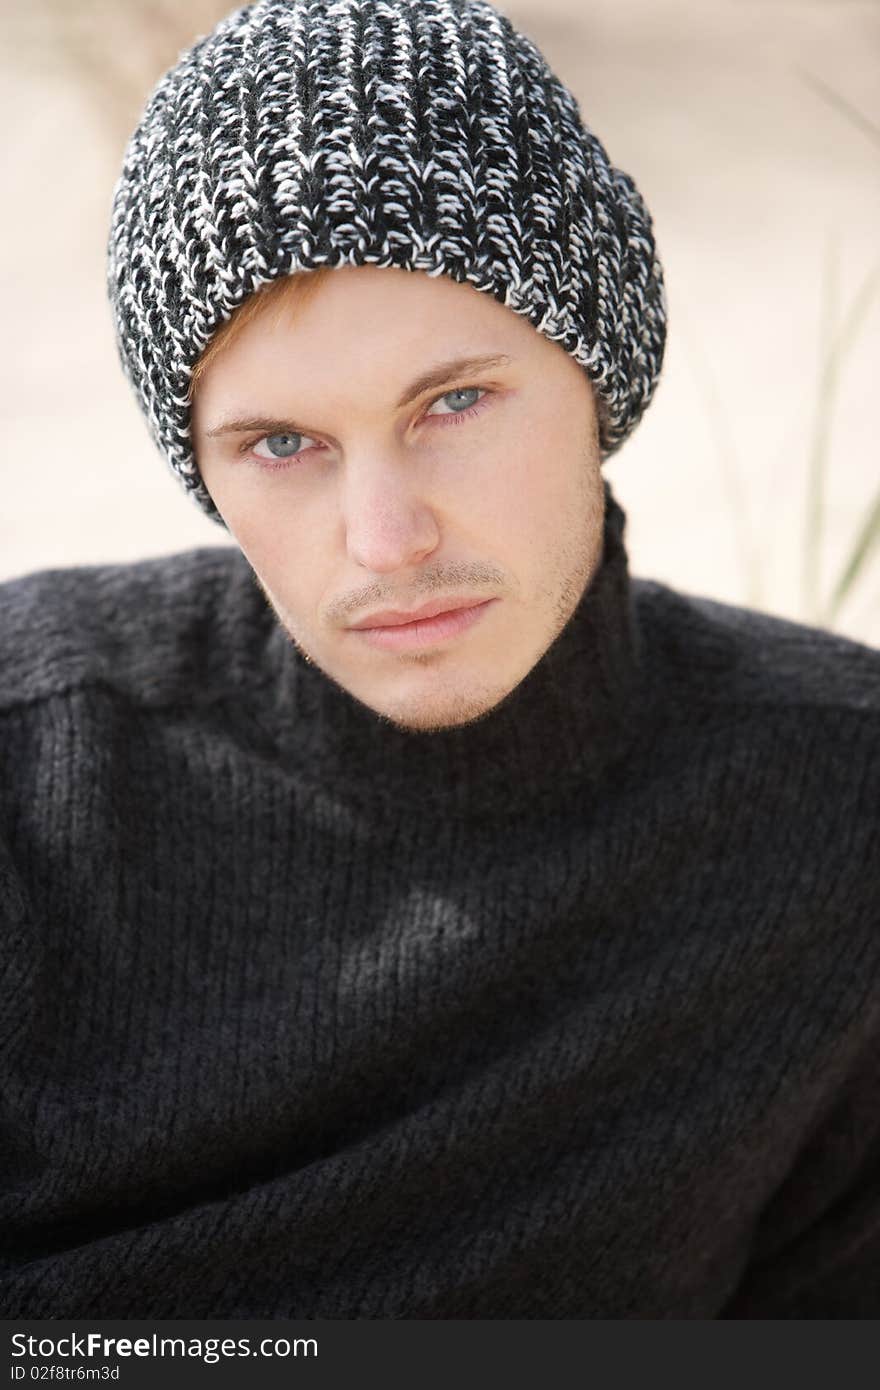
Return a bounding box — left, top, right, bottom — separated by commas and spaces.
1, 0, 877, 1320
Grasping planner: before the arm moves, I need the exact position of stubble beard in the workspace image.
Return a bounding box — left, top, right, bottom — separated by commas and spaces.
257, 452, 606, 735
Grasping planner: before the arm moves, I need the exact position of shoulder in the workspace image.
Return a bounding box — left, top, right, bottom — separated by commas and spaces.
631, 580, 879, 939
631, 579, 879, 850
632, 577, 880, 720
0, 545, 270, 716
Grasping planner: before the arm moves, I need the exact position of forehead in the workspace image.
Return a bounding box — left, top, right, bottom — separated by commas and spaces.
227, 264, 536, 355
190, 264, 557, 415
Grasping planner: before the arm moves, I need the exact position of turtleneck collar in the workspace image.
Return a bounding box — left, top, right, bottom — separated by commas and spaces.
262, 477, 643, 820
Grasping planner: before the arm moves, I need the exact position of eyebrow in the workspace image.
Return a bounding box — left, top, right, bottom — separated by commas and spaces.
203, 352, 514, 437
394, 352, 513, 409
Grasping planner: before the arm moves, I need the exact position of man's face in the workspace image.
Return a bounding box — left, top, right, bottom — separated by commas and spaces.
192, 265, 605, 733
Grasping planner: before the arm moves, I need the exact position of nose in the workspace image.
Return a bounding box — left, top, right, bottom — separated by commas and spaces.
341, 452, 440, 574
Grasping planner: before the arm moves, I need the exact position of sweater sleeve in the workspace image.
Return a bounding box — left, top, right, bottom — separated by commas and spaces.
719, 1030, 880, 1318
0, 827, 39, 1210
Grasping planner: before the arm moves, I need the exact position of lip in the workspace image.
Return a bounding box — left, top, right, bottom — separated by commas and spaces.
349, 596, 492, 629
349, 598, 498, 652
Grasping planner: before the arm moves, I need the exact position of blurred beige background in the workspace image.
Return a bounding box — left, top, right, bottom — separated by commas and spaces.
2, 0, 878, 644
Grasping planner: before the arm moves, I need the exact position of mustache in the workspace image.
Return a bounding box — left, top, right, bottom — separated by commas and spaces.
328, 563, 507, 625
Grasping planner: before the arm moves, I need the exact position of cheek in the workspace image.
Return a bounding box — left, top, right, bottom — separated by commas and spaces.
485, 443, 579, 542
220, 501, 327, 623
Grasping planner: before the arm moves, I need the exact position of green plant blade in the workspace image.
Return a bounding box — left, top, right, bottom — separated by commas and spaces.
826, 486, 880, 623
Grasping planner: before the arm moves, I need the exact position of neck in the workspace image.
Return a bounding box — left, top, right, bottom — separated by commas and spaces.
263, 478, 642, 820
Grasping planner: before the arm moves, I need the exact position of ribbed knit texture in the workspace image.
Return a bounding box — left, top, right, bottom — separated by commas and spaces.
1, 480, 878, 1318
106, 0, 666, 524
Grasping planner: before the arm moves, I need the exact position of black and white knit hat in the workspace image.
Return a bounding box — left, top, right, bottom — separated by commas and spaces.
107, 0, 667, 527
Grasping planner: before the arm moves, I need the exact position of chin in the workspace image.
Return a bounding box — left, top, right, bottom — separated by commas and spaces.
378, 701, 498, 735
354, 673, 515, 735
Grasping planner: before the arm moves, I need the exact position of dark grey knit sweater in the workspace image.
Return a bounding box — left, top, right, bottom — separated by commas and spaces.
1, 482, 878, 1319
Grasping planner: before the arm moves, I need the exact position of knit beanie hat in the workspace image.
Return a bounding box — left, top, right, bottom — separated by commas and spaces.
107, 0, 667, 527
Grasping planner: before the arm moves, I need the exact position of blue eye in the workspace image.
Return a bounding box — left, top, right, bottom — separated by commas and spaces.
424, 385, 494, 429
446, 388, 480, 410
432, 387, 481, 414
251, 430, 324, 464
256, 432, 303, 458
